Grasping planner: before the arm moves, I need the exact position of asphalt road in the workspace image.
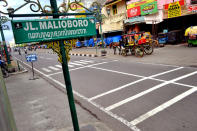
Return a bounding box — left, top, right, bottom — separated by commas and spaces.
14, 50, 197, 131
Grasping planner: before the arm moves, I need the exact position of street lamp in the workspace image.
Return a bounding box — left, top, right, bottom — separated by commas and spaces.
93, 4, 107, 56
106, 7, 110, 16
7, 7, 14, 14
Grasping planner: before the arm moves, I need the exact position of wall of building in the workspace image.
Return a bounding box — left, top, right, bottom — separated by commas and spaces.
101, 0, 127, 33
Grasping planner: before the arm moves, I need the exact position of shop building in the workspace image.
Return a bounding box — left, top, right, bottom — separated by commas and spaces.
101, 0, 127, 37
123, 0, 197, 44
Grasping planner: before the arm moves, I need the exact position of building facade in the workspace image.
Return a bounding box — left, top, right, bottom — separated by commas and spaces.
101, 0, 127, 37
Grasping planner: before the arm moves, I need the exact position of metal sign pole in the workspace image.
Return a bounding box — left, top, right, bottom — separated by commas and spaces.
49, 0, 80, 131
31, 62, 34, 79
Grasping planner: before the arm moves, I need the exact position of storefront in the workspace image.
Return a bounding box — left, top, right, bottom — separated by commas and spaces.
124, 0, 160, 35
157, 1, 197, 43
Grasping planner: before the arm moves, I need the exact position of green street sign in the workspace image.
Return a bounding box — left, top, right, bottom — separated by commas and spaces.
11, 17, 96, 44
140, 1, 158, 16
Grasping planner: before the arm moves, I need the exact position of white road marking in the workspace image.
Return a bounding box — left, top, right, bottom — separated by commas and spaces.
134, 61, 180, 68
105, 82, 168, 111
48, 66, 60, 71
15, 57, 141, 131
47, 61, 115, 77
89, 78, 147, 101
105, 71, 197, 111
90, 66, 144, 78
130, 88, 197, 125
42, 68, 52, 73
55, 65, 62, 68
89, 67, 184, 101
73, 61, 88, 64
68, 64, 74, 67
80, 60, 94, 63
69, 62, 83, 66
150, 67, 184, 78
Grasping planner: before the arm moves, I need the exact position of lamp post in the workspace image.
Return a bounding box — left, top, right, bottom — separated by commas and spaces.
93, 5, 107, 56
106, 7, 110, 17
0, 15, 11, 65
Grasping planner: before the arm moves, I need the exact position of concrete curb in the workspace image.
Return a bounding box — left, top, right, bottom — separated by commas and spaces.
9, 69, 28, 76
70, 53, 98, 57
47, 51, 100, 57
9, 58, 29, 76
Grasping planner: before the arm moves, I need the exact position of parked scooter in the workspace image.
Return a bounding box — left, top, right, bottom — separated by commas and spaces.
0, 60, 9, 78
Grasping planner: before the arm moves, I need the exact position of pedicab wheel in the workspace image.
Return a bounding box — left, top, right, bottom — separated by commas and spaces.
121, 48, 127, 56
144, 43, 154, 55
134, 45, 144, 57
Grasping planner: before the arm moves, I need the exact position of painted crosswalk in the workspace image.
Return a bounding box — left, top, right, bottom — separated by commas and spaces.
41, 59, 95, 73
41, 68, 52, 73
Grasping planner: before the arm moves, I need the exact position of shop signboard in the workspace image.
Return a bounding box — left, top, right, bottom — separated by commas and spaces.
188, 5, 197, 13
164, 0, 184, 10
11, 17, 96, 44
127, 0, 155, 9
127, 6, 141, 18
168, 2, 181, 18
141, 1, 158, 15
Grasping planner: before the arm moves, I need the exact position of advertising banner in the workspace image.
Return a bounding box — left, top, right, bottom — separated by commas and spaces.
168, 2, 181, 18
11, 18, 96, 44
164, 0, 184, 10
188, 5, 197, 13
127, 6, 141, 18
141, 1, 158, 15
127, 0, 155, 9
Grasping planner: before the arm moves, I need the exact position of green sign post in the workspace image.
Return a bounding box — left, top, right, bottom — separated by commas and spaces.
11, 18, 96, 44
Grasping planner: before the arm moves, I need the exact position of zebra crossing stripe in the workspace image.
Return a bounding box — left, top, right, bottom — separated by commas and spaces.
79, 60, 94, 63
73, 61, 88, 64
42, 68, 52, 72
55, 65, 62, 68
69, 62, 83, 66
48, 66, 60, 71
68, 64, 74, 67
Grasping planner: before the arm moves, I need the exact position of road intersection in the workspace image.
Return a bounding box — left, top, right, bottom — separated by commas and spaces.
14, 51, 197, 131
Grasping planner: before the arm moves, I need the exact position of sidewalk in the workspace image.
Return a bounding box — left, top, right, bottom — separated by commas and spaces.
5, 71, 112, 131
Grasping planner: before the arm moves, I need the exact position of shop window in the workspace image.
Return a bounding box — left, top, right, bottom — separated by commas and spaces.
191, 0, 197, 4
112, 5, 117, 15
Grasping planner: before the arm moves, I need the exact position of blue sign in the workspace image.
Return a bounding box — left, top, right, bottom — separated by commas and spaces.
26, 54, 37, 62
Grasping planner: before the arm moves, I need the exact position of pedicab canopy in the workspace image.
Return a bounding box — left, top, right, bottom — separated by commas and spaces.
11, 17, 96, 44
185, 26, 197, 36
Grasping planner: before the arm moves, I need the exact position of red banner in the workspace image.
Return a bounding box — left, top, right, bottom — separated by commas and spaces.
127, 6, 141, 18
188, 5, 197, 12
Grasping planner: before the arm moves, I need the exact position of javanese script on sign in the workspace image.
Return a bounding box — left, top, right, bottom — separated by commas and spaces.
11, 18, 96, 44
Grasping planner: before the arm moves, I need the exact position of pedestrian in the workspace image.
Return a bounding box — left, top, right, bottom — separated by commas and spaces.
18, 48, 21, 55
24, 48, 27, 54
